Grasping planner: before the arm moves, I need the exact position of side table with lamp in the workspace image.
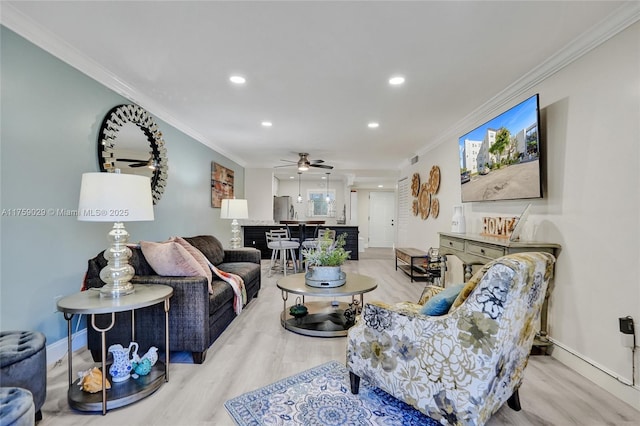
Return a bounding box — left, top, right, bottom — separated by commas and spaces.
64, 171, 173, 414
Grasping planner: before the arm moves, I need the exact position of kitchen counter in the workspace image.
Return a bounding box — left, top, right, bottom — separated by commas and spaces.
242, 224, 359, 260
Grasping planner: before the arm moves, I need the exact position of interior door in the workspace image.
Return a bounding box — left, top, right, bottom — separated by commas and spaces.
368, 191, 396, 247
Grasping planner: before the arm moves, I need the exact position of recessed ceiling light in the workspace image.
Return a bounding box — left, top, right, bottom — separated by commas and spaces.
289, 176, 295, 179
261, 121, 272, 127
389, 76, 405, 86
378, 185, 384, 188
229, 75, 246, 84
368, 122, 380, 128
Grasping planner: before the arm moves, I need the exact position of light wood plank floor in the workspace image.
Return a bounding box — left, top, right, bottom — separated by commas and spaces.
40, 248, 639, 425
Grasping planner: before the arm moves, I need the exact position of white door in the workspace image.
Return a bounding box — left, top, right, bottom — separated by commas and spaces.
368, 191, 395, 247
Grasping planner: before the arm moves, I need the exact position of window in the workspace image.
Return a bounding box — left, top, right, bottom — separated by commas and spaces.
307, 189, 336, 217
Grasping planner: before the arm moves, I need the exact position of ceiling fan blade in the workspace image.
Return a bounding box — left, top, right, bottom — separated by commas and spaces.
279, 159, 297, 163
117, 158, 148, 162
309, 159, 325, 164
273, 164, 295, 168
129, 163, 149, 168
310, 164, 333, 169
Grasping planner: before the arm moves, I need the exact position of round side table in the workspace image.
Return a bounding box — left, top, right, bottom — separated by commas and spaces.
57, 284, 172, 415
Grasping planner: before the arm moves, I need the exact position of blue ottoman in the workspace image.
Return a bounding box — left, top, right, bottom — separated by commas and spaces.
0, 387, 35, 426
0, 331, 46, 422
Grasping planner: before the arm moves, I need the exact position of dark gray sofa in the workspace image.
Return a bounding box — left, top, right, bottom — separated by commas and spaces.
84, 235, 261, 364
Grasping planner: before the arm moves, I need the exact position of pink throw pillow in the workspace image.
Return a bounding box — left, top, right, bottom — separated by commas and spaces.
140, 240, 211, 292
169, 236, 213, 294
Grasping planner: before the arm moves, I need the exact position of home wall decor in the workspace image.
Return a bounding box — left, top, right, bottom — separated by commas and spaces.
411, 166, 440, 220
481, 216, 518, 238
98, 104, 169, 204
211, 162, 234, 208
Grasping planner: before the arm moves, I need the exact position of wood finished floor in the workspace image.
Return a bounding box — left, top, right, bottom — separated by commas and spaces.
40, 248, 639, 425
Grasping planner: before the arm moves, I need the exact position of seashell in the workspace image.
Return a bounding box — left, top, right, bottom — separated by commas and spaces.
79, 367, 111, 393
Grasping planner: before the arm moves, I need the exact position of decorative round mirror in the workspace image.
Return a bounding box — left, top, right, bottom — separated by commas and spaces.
98, 104, 168, 203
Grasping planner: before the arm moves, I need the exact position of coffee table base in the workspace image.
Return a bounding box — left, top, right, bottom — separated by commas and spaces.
281, 301, 356, 337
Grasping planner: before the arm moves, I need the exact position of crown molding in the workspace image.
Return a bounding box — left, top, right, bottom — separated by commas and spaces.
0, 3, 247, 167
407, 1, 640, 169
2, 2, 637, 172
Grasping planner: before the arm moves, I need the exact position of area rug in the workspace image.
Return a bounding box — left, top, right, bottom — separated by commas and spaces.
224, 360, 439, 425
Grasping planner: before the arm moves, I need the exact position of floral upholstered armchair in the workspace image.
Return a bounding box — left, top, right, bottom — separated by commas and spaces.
347, 252, 556, 426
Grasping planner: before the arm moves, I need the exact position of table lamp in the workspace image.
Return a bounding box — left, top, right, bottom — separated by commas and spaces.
220, 198, 248, 249
78, 171, 154, 297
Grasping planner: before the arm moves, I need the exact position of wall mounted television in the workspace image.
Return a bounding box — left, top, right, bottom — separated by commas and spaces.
458, 94, 542, 203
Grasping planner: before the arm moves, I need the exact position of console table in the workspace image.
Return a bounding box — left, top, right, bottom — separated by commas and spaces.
57, 284, 172, 415
439, 232, 561, 352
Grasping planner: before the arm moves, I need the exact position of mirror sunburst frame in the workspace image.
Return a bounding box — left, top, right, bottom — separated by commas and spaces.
98, 104, 168, 204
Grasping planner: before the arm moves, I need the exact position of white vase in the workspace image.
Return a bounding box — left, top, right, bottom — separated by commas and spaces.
451, 205, 466, 233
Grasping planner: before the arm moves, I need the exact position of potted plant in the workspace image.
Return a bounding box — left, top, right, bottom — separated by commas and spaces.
302, 232, 351, 287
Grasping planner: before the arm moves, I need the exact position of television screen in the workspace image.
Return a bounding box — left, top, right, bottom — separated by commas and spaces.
459, 94, 542, 202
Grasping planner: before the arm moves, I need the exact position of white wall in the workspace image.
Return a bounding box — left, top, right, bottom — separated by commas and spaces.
400, 22, 640, 408
244, 168, 274, 222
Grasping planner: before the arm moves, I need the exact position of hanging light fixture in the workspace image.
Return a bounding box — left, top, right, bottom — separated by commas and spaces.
325, 172, 330, 202
297, 172, 303, 203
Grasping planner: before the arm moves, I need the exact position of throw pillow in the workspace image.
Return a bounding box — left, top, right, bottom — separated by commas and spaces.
418, 284, 444, 305
450, 276, 482, 311
140, 241, 210, 287
169, 236, 214, 294
419, 283, 465, 316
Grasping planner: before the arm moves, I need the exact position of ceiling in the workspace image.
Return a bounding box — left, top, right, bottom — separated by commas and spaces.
2, 1, 631, 188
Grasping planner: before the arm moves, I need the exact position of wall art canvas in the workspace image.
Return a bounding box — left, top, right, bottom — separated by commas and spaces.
211, 162, 234, 208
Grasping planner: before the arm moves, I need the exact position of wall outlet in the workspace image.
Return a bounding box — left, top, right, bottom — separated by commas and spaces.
619, 316, 635, 348
619, 316, 634, 334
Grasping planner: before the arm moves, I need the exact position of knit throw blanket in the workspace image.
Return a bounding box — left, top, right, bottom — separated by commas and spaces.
208, 262, 247, 315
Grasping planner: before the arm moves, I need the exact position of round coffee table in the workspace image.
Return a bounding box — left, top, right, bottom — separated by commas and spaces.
277, 272, 377, 337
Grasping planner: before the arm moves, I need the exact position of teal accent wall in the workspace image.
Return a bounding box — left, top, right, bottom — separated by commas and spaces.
0, 26, 244, 344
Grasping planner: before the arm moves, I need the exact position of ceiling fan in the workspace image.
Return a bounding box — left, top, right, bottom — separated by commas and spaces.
275, 152, 334, 171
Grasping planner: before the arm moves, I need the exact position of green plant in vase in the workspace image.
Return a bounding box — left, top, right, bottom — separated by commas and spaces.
302, 232, 351, 288
302, 232, 351, 266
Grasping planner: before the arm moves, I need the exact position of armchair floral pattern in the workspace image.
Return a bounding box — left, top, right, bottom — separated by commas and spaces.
347, 252, 556, 426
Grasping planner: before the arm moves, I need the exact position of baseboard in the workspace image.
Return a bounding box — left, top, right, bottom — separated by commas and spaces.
46, 329, 87, 366
550, 341, 640, 410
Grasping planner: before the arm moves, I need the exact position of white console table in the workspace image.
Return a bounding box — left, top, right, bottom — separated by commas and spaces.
439, 232, 561, 352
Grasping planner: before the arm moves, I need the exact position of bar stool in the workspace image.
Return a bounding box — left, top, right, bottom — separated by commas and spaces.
266, 229, 300, 276
301, 228, 336, 250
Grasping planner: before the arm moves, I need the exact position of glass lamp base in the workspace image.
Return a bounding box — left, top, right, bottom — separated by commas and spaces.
230, 219, 242, 249
99, 222, 136, 298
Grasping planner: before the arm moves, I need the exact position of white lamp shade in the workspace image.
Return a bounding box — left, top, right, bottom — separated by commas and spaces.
220, 199, 248, 219
78, 172, 155, 222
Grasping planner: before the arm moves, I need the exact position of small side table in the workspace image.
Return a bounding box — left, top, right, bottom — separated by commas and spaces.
57, 284, 172, 415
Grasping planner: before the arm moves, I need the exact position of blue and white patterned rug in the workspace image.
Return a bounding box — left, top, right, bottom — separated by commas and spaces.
224, 360, 439, 425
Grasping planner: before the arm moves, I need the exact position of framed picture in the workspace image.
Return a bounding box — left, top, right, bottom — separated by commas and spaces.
211, 162, 234, 208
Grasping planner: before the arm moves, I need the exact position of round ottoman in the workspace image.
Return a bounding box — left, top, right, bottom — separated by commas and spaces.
0, 387, 35, 426
0, 331, 46, 422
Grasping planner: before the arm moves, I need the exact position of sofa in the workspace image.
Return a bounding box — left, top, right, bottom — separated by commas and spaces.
84, 235, 261, 364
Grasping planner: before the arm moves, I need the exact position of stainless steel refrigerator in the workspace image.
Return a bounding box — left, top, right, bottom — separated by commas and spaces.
273, 196, 293, 223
